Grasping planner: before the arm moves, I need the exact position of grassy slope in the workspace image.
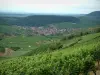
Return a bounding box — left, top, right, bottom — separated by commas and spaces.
0, 25, 33, 35
27, 33, 100, 56
0, 35, 50, 57
0, 33, 100, 75
52, 33, 100, 55
0, 25, 14, 33
0, 32, 99, 57
0, 25, 23, 34
0, 32, 100, 57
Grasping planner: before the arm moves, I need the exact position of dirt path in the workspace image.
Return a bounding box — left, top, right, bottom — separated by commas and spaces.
0, 48, 14, 57
4, 48, 14, 56
0, 52, 4, 56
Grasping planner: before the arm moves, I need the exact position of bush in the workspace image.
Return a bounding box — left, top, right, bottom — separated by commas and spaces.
49, 42, 63, 50
0, 45, 98, 75
80, 32, 83, 36
83, 56, 95, 75
10, 47, 20, 51
84, 32, 89, 35
0, 46, 5, 52
61, 36, 67, 41
91, 46, 100, 66
67, 34, 74, 39
95, 27, 100, 33
56, 42, 63, 49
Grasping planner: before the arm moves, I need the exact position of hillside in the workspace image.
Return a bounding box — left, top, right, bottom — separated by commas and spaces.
0, 32, 100, 75
87, 11, 100, 17
1, 15, 80, 26
0, 25, 33, 36
0, 17, 7, 25
54, 11, 100, 28
78, 11, 100, 27
0, 12, 30, 17
0, 11, 100, 28
0, 35, 51, 57
0, 11, 100, 37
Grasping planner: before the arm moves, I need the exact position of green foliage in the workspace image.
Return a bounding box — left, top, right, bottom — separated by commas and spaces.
0, 46, 5, 52
10, 47, 20, 51
49, 42, 63, 51
80, 32, 83, 36
0, 35, 50, 56
0, 35, 100, 75
24, 33, 100, 56
1, 15, 80, 26
84, 32, 89, 35
25, 44, 50, 56
0, 31, 100, 75
67, 31, 90, 40
67, 34, 74, 40
91, 45, 100, 66
83, 55, 95, 75
60, 36, 67, 41
79, 32, 89, 36
0, 33, 5, 41
95, 27, 100, 33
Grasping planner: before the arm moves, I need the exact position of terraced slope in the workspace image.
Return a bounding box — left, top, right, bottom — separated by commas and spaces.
0, 33, 100, 75
0, 35, 50, 57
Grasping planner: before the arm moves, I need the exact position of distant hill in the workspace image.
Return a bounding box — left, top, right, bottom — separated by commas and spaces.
0, 12, 30, 17
78, 11, 100, 27
52, 11, 100, 28
0, 11, 100, 28
14, 15, 80, 26
87, 11, 100, 17
0, 17, 7, 25
0, 15, 80, 26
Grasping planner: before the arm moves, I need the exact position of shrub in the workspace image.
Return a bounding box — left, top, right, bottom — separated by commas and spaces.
61, 36, 67, 41
10, 47, 20, 51
83, 55, 96, 75
80, 32, 83, 36
84, 32, 89, 35
91, 46, 100, 66
67, 34, 74, 39
0, 46, 5, 52
49, 42, 63, 50
95, 27, 100, 33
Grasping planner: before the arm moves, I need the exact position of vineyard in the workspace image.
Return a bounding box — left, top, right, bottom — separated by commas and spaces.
0, 32, 100, 75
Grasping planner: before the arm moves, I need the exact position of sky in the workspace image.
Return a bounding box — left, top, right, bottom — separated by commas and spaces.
0, 0, 100, 14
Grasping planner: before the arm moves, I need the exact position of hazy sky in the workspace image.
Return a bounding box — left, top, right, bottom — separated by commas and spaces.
0, 0, 100, 14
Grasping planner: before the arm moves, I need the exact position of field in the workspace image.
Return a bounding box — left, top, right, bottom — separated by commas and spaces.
0, 35, 51, 57
0, 24, 34, 36
0, 32, 100, 75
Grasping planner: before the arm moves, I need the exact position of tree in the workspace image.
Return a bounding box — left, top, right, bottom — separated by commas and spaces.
95, 27, 100, 33
61, 36, 67, 41
49, 42, 63, 50
67, 34, 74, 40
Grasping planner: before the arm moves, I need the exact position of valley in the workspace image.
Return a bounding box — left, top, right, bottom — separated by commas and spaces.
0, 11, 100, 75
